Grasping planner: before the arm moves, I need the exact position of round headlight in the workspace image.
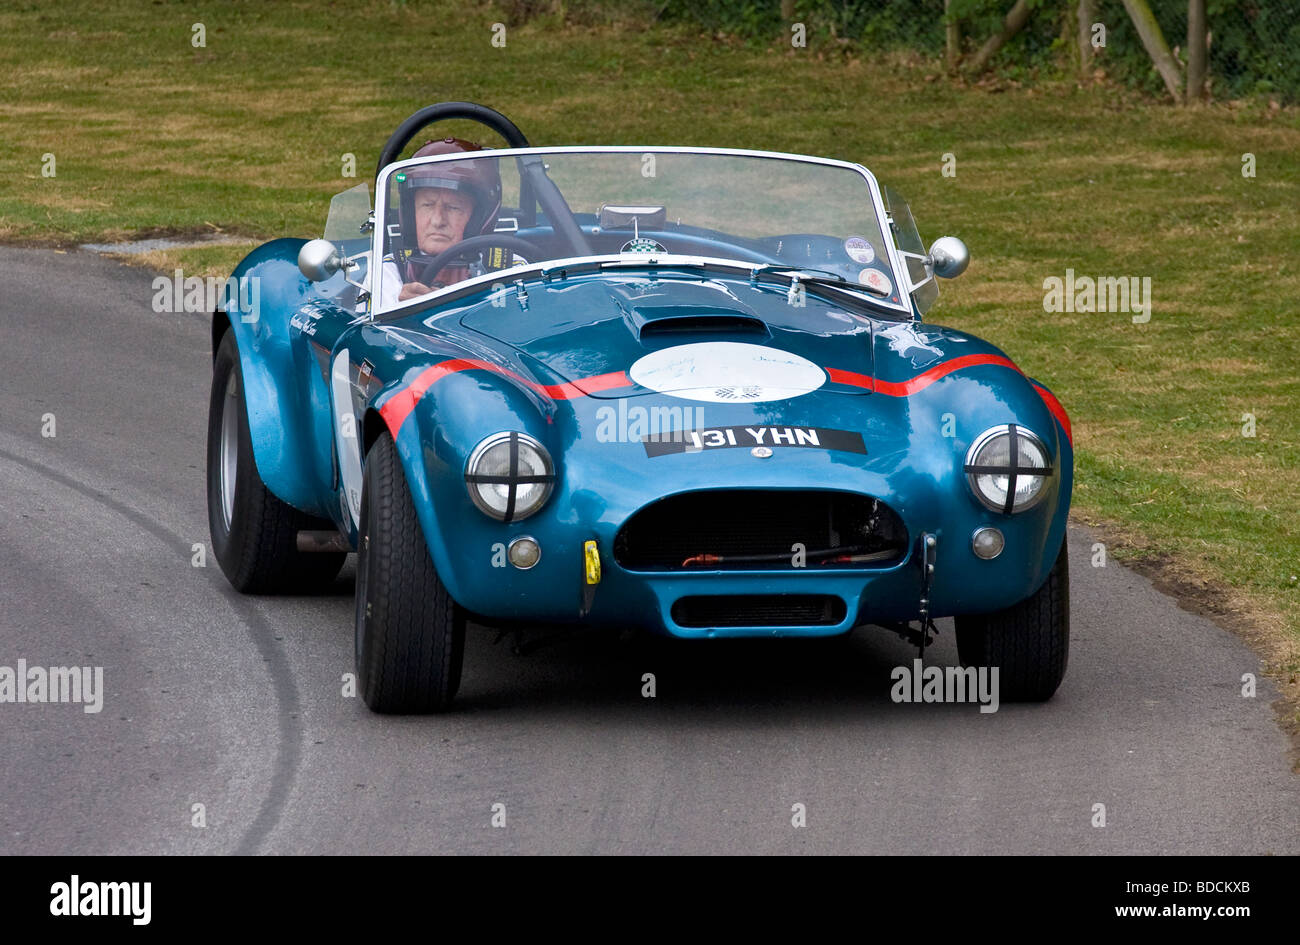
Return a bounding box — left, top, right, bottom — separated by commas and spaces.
964, 425, 1053, 514
465, 432, 555, 522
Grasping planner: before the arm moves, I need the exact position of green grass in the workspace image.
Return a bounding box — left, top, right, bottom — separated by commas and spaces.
2, 1, 1298, 675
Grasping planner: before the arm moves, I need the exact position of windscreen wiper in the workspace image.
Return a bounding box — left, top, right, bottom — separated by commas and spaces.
748, 267, 898, 324
750, 265, 891, 299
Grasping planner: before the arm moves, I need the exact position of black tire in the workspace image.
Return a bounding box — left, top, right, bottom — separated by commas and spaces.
354, 431, 466, 713
206, 329, 346, 593
955, 539, 1069, 701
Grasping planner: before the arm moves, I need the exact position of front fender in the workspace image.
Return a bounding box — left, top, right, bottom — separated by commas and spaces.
218, 238, 337, 517
374, 356, 559, 614
899, 364, 1072, 616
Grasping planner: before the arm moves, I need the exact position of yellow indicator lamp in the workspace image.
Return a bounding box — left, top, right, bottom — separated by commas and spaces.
584, 540, 601, 585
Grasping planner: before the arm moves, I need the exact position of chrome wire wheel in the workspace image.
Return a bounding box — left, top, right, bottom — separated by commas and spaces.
219, 366, 240, 532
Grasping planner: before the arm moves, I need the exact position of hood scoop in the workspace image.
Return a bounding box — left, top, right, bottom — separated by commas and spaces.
635, 308, 769, 339
619, 284, 762, 335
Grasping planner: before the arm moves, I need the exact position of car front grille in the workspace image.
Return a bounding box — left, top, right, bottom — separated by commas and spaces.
613, 489, 907, 571
671, 594, 846, 628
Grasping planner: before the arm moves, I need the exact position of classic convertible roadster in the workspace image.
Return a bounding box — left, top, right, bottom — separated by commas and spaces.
207, 102, 1072, 712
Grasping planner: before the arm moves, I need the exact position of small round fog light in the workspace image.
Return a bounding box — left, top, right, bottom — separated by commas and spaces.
971, 527, 1005, 560
507, 536, 541, 570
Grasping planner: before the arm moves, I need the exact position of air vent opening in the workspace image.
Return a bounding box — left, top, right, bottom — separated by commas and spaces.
671, 594, 846, 628
638, 314, 768, 337
614, 490, 907, 571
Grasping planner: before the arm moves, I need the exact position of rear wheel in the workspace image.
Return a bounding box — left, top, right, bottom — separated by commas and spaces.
955, 539, 1069, 701
354, 431, 466, 713
206, 330, 346, 593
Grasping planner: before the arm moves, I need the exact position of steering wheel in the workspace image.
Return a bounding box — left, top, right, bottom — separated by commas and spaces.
375, 102, 591, 261
416, 234, 538, 286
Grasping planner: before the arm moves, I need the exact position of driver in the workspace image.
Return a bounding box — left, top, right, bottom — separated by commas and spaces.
378, 137, 503, 307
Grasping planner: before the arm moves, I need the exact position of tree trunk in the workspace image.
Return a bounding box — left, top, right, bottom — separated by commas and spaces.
780, 0, 796, 20
965, 0, 1033, 76
1185, 0, 1207, 102
1120, 0, 1184, 101
1077, 0, 1095, 75
945, 0, 961, 71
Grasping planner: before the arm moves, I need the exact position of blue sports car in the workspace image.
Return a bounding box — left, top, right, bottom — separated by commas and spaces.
207, 102, 1073, 712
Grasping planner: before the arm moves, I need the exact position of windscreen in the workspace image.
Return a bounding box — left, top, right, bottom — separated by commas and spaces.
374, 149, 903, 313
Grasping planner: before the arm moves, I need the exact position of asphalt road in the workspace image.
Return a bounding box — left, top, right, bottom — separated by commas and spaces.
1, 246, 1295, 855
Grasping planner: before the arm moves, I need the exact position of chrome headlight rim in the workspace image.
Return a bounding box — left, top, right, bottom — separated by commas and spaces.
963, 424, 1053, 515
464, 431, 555, 523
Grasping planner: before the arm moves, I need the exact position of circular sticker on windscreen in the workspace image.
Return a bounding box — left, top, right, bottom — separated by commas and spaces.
844, 237, 875, 264
860, 268, 892, 296
629, 342, 826, 404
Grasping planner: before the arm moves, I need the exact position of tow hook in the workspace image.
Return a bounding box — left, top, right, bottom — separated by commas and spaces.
916, 532, 938, 659
883, 532, 938, 657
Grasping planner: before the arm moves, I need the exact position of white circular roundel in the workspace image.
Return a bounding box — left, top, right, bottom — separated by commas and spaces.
844, 236, 875, 264
860, 268, 892, 296
629, 342, 825, 403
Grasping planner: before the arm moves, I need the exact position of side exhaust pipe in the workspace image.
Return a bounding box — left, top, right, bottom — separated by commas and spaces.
297, 530, 351, 553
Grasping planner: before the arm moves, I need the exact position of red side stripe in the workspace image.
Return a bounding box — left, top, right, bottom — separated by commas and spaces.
1032, 383, 1073, 446
378, 359, 476, 436
378, 359, 632, 435
872, 353, 1022, 397
824, 366, 874, 391
564, 369, 633, 396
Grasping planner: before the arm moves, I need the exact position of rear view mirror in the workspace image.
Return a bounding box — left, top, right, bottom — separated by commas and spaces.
929, 237, 970, 279
298, 239, 343, 282
599, 205, 667, 229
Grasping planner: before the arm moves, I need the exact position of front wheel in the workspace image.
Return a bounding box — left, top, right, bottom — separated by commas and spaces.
955, 539, 1069, 701
206, 330, 346, 593
354, 431, 466, 713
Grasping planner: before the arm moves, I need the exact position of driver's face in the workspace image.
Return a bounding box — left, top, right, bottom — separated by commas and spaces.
414, 187, 473, 255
